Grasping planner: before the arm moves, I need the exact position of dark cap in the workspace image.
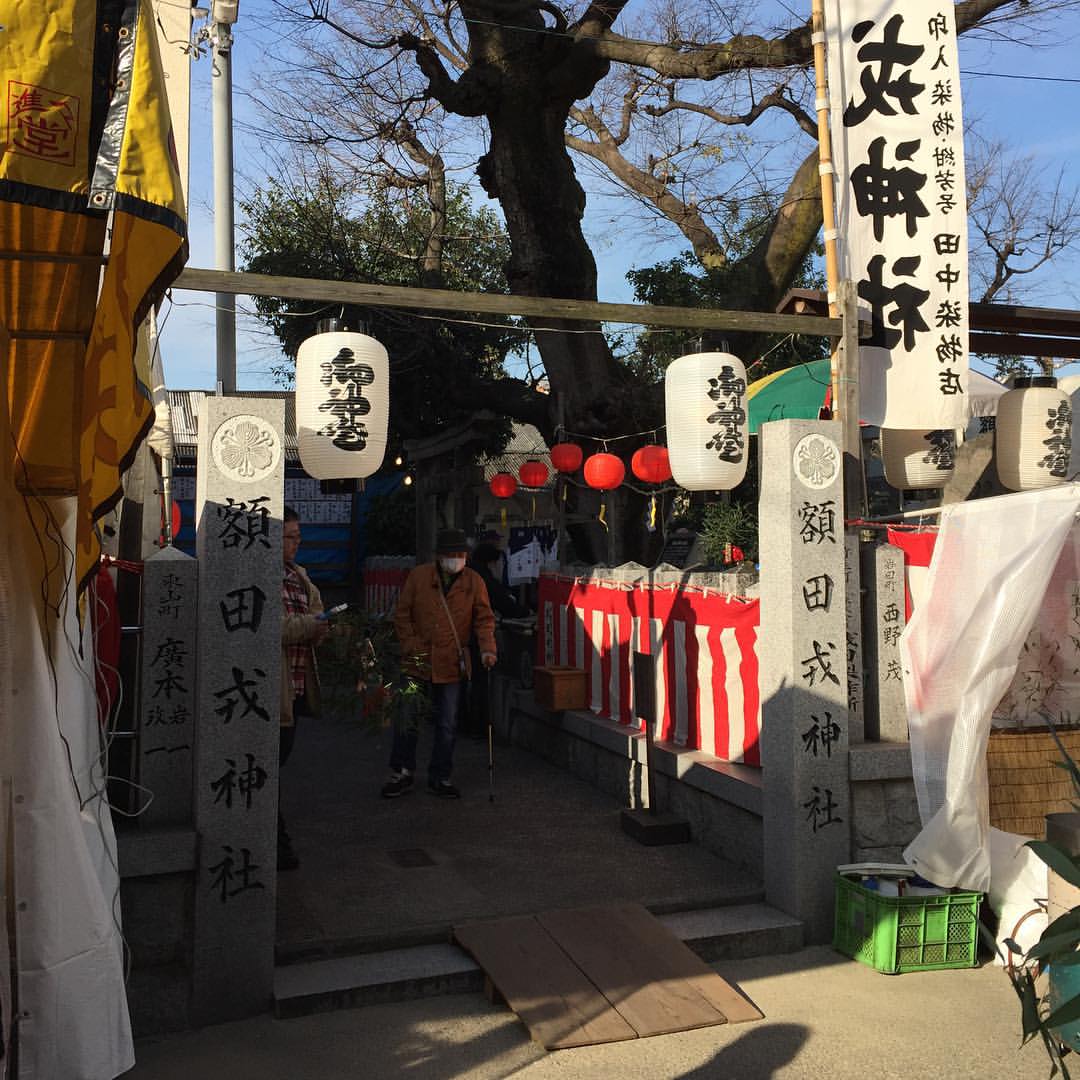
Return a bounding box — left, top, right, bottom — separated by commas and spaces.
435, 528, 469, 554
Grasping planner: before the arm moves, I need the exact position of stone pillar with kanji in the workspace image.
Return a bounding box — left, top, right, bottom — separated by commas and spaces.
191, 398, 284, 1023
861, 540, 908, 741
139, 546, 198, 825
760, 420, 851, 943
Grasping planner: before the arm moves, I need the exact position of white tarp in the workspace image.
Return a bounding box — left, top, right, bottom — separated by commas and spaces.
827, 0, 970, 429
902, 485, 1080, 892
0, 497, 134, 1080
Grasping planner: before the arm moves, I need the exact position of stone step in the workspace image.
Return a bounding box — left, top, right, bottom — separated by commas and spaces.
273, 902, 803, 1019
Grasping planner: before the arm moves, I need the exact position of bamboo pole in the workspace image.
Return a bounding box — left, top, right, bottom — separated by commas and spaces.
812, 0, 864, 515
811, 0, 843, 397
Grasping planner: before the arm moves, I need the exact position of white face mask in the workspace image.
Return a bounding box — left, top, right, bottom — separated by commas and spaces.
439, 556, 466, 574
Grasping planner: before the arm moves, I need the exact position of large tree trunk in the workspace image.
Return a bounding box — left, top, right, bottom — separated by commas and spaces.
460, 15, 652, 562
478, 106, 629, 437
455, 7, 645, 443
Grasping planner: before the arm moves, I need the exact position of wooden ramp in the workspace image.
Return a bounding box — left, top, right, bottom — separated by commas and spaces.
453, 902, 763, 1050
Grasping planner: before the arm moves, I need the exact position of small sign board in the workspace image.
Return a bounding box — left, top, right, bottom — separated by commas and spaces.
657, 529, 704, 569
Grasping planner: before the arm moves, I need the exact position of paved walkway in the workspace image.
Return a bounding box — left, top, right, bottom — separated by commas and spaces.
127, 946, 1048, 1079
275, 710, 761, 959
123, 708, 1050, 1078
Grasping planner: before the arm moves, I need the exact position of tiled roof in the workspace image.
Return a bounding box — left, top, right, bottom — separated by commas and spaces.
168, 389, 300, 463
480, 423, 552, 485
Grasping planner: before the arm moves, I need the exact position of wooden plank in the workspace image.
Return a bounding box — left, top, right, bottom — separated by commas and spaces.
539, 903, 763, 1036
454, 915, 637, 1050
172, 267, 843, 336
968, 331, 1080, 360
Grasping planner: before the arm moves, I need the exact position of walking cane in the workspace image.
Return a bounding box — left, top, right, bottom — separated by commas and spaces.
486, 664, 496, 803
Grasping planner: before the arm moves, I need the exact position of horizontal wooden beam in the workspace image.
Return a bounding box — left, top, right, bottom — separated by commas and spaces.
172, 267, 844, 337
969, 332, 1080, 360
969, 302, 1080, 336
9, 329, 89, 342
0, 250, 106, 265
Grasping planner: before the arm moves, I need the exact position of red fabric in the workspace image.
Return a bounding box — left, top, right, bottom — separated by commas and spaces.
92, 566, 121, 729
364, 566, 411, 614
886, 528, 938, 619
537, 573, 761, 765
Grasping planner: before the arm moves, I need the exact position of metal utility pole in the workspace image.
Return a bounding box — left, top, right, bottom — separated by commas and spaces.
211, 0, 239, 394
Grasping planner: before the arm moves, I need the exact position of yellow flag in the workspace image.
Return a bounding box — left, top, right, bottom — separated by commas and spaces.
1, 0, 188, 595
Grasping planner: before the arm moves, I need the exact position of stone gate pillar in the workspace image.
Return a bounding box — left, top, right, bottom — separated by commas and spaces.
191, 398, 284, 1024
760, 420, 851, 943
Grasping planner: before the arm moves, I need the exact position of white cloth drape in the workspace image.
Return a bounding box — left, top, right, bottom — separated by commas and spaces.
903, 485, 1080, 891
0, 497, 134, 1080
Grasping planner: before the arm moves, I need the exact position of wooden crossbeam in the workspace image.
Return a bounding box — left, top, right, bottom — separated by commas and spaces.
172, 267, 844, 336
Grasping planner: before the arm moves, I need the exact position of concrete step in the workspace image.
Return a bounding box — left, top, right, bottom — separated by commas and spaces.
273, 902, 803, 1019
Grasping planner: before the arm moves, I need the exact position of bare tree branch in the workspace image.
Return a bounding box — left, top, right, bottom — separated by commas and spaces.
567, 103, 724, 263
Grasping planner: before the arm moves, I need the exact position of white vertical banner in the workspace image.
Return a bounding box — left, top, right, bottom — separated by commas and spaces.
826, 2, 969, 428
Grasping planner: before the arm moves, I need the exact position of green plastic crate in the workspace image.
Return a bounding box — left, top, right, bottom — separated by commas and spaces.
832, 873, 981, 974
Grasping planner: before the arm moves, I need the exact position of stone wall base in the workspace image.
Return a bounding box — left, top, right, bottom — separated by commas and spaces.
494, 677, 764, 878
849, 743, 920, 863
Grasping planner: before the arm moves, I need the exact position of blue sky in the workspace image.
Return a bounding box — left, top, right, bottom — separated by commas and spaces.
159, 2, 1080, 391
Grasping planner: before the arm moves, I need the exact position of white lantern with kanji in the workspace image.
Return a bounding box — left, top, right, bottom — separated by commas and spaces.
296, 322, 389, 479
880, 429, 956, 490
995, 375, 1072, 491
665, 351, 748, 491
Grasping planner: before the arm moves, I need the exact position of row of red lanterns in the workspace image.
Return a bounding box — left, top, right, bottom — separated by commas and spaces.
488, 443, 672, 499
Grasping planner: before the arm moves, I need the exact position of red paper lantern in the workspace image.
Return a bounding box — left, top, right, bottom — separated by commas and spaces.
489, 472, 518, 499
550, 442, 583, 473
519, 460, 549, 488
631, 445, 672, 484
584, 452, 625, 491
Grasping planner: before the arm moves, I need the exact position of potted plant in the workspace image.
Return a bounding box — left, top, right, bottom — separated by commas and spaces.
1000, 725, 1080, 1078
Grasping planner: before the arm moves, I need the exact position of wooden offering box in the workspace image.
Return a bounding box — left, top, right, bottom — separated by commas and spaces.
533, 666, 588, 711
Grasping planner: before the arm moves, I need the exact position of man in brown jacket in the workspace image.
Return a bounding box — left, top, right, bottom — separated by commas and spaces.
382, 528, 497, 799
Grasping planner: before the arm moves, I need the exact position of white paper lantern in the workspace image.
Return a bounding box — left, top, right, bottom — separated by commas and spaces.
880, 428, 956, 490
665, 351, 748, 491
995, 375, 1071, 491
296, 324, 389, 479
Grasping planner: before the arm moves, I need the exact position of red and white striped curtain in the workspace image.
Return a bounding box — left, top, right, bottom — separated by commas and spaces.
363, 565, 412, 616
537, 573, 762, 766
